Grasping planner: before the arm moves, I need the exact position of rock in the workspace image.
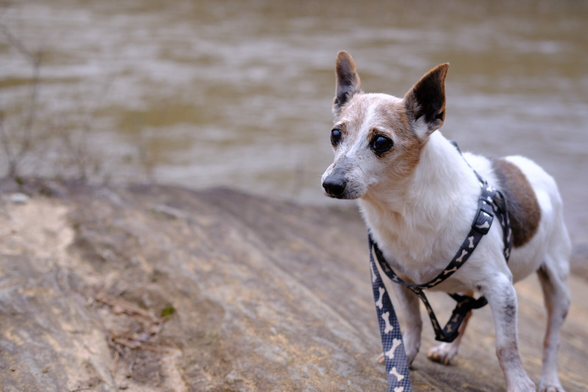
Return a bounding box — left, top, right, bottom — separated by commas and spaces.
89, 355, 117, 391
9, 192, 29, 204
0, 184, 587, 391
150, 204, 187, 220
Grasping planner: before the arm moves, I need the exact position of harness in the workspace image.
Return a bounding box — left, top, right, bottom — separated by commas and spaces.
369, 142, 513, 392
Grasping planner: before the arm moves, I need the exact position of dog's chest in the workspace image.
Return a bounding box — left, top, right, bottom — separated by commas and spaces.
363, 205, 468, 285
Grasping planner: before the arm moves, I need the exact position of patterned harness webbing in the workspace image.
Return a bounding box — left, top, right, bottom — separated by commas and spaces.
368, 143, 513, 392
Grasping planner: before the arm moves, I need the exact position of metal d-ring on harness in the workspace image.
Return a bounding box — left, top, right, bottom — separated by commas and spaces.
368, 141, 513, 392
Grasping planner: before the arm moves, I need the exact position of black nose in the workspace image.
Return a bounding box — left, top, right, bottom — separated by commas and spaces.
323, 177, 347, 197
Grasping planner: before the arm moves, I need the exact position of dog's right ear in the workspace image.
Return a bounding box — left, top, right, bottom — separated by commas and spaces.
333, 51, 362, 116
404, 63, 449, 138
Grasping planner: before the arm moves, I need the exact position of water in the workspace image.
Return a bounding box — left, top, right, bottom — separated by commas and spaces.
1, 0, 587, 244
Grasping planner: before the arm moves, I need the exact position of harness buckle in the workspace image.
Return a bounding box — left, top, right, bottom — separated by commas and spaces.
473, 200, 494, 235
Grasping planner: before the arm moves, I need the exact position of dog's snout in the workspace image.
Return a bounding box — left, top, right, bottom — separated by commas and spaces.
323, 175, 347, 197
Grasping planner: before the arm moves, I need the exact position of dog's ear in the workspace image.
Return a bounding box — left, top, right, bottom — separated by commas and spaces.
404, 63, 449, 137
333, 51, 362, 116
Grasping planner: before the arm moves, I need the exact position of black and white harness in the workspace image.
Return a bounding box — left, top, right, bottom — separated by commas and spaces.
368, 142, 513, 392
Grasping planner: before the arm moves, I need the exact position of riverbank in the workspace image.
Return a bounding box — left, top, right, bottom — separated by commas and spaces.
0, 180, 587, 391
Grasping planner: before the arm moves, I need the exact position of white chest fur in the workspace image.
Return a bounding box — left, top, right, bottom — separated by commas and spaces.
358, 132, 483, 286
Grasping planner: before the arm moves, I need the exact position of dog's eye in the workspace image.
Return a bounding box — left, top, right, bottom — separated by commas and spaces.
331, 129, 342, 146
371, 136, 393, 154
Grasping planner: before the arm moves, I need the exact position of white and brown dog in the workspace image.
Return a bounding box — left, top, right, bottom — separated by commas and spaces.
321, 51, 571, 392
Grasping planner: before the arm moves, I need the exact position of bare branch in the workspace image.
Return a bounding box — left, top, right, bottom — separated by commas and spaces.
0, 115, 14, 164
0, 14, 112, 184
0, 19, 42, 178
0, 20, 40, 66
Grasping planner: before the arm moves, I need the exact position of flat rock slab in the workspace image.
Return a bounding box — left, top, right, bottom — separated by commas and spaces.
0, 184, 586, 391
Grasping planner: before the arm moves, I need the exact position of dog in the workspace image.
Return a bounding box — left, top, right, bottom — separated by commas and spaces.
321, 51, 571, 392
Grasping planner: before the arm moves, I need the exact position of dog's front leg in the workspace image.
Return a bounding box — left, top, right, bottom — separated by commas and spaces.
377, 283, 422, 366
482, 275, 535, 392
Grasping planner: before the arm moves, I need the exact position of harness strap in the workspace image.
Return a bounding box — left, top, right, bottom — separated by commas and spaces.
368, 141, 513, 391
371, 183, 511, 342
368, 237, 413, 392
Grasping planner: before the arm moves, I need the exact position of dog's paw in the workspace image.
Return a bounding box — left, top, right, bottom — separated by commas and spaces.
508, 377, 536, 392
376, 352, 417, 371
377, 352, 385, 364
540, 374, 565, 392
377, 347, 418, 367
426, 343, 458, 365
539, 382, 566, 392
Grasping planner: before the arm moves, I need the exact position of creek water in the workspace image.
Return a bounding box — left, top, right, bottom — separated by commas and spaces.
1, 0, 587, 244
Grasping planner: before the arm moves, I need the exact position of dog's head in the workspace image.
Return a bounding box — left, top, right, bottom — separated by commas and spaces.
321, 51, 449, 200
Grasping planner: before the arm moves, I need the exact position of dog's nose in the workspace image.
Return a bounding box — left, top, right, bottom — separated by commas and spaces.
323, 177, 347, 197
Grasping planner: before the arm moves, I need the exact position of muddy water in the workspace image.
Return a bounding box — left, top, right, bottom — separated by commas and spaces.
1, 0, 587, 243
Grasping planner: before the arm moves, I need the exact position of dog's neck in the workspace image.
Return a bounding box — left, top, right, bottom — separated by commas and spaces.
358, 131, 480, 277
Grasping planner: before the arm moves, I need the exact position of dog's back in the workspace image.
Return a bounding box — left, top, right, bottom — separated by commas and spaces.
465, 152, 571, 283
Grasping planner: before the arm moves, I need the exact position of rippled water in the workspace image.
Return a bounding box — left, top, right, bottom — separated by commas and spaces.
1, 0, 587, 243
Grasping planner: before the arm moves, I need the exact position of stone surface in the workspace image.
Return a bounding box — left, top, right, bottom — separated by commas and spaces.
9, 193, 29, 204
0, 183, 587, 391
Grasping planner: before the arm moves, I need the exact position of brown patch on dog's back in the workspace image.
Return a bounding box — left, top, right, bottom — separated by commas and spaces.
492, 158, 541, 248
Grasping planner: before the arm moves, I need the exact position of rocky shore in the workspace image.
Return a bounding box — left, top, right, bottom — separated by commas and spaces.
0, 181, 587, 391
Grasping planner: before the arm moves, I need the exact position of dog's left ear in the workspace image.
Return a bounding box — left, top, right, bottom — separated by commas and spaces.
404, 63, 449, 137
333, 51, 362, 116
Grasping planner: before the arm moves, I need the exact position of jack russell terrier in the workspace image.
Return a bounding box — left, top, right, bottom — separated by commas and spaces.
321, 51, 571, 392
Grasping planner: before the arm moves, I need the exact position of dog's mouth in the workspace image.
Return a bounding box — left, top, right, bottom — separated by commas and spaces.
325, 192, 362, 200
324, 190, 347, 199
